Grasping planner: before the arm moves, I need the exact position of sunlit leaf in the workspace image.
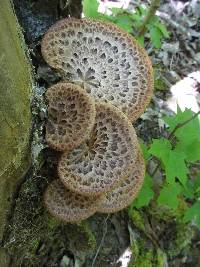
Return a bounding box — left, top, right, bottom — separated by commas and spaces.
149, 26, 162, 48
184, 201, 200, 228
83, 0, 99, 18
132, 174, 154, 208
157, 183, 183, 209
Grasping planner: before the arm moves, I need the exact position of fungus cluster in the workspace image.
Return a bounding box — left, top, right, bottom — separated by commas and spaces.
42, 18, 153, 223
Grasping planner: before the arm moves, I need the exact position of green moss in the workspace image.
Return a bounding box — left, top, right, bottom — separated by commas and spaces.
148, 204, 176, 222
154, 77, 167, 91
129, 241, 167, 267
153, 67, 167, 91
66, 221, 96, 253
129, 246, 153, 267
156, 248, 167, 267
167, 222, 194, 258
1, 173, 64, 266
129, 209, 145, 232
46, 213, 61, 230
0, 249, 10, 267
128, 223, 167, 267
0, 0, 32, 244
31, 239, 40, 251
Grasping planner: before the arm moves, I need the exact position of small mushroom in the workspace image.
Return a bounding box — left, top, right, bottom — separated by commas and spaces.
41, 18, 153, 121
45, 82, 96, 151
97, 151, 145, 213
44, 179, 101, 223
58, 102, 140, 196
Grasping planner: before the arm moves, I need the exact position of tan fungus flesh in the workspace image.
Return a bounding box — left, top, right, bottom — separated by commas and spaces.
44, 179, 101, 223
58, 102, 140, 196
45, 82, 96, 151
41, 18, 154, 121
98, 151, 145, 213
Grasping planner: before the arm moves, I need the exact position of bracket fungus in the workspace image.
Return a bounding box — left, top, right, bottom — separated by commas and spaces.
41, 18, 154, 121
45, 82, 96, 151
58, 102, 140, 196
42, 17, 154, 223
44, 179, 102, 223
97, 151, 145, 213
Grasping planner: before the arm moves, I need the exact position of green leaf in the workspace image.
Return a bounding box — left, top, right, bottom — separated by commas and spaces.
140, 141, 151, 161
136, 35, 144, 47
176, 139, 200, 162
184, 201, 200, 228
164, 149, 188, 185
131, 13, 141, 22
175, 119, 200, 147
193, 173, 200, 191
182, 180, 194, 199
115, 15, 133, 32
149, 26, 162, 48
164, 109, 200, 165
149, 139, 188, 185
149, 138, 171, 160
137, 6, 147, 16
164, 109, 200, 142
132, 174, 154, 208
183, 173, 200, 199
156, 23, 169, 38
157, 183, 183, 209
83, 0, 99, 18
149, 15, 160, 25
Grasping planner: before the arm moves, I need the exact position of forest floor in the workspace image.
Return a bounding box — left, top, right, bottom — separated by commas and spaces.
7, 0, 200, 266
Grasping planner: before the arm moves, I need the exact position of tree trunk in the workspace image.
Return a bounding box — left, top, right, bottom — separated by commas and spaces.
0, 0, 32, 265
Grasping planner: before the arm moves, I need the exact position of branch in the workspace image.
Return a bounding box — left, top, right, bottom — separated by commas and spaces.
138, 0, 161, 37
150, 110, 200, 177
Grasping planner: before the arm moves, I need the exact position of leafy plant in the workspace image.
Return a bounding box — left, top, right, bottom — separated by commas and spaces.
82, 0, 169, 48
130, 108, 200, 229
82, 0, 200, 231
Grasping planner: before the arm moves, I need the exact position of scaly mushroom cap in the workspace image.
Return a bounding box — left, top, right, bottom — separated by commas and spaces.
41, 18, 154, 121
45, 82, 96, 151
58, 102, 140, 196
44, 179, 101, 223
97, 151, 145, 213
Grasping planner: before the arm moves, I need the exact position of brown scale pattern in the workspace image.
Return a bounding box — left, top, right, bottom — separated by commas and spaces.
41, 18, 154, 122
44, 179, 102, 223
58, 102, 140, 196
45, 82, 96, 151
98, 151, 145, 213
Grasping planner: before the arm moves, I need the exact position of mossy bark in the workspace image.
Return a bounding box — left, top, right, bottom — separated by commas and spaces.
0, 0, 32, 264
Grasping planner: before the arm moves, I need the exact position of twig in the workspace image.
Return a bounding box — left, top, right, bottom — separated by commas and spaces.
150, 110, 200, 177
138, 0, 161, 37
91, 214, 110, 267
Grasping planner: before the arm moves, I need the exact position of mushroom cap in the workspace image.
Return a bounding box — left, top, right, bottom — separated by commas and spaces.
97, 151, 145, 213
41, 18, 154, 121
58, 102, 140, 196
44, 179, 101, 223
45, 82, 96, 151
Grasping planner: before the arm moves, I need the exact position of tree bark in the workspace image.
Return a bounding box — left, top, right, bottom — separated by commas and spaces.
0, 0, 32, 265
